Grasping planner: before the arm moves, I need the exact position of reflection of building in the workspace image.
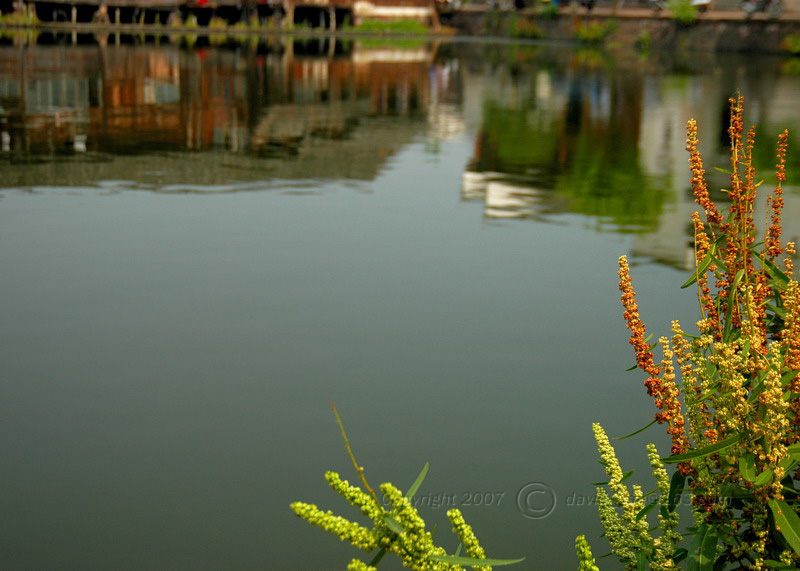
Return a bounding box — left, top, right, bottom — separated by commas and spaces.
0, 46, 93, 153
461, 171, 547, 220
0, 39, 436, 187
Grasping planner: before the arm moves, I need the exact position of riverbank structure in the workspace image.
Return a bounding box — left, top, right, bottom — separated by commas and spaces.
0, 0, 439, 28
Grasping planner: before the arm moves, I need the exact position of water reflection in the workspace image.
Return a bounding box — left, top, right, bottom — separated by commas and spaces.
0, 39, 438, 186
2, 38, 800, 266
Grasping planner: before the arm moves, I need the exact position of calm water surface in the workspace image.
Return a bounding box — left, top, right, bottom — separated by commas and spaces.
2, 36, 800, 569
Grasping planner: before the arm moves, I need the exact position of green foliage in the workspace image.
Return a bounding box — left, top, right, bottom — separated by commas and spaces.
636, 30, 652, 51
347, 18, 430, 35
782, 34, 800, 55
554, 124, 666, 233
590, 96, 800, 569
574, 19, 617, 43
668, 0, 698, 26
208, 16, 228, 29
509, 15, 542, 39
355, 36, 426, 49
0, 7, 39, 26
538, 0, 561, 19
183, 13, 199, 29
474, 101, 558, 174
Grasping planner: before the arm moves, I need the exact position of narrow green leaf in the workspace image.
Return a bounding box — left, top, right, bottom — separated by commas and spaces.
625, 364, 638, 372
673, 548, 688, 563
769, 499, 800, 557
668, 471, 686, 512
766, 303, 787, 318
756, 254, 790, 287
635, 502, 657, 521
682, 251, 716, 289
723, 269, 745, 338
740, 453, 756, 482
713, 167, 733, 174
779, 455, 798, 472
368, 547, 388, 567
613, 419, 657, 440
720, 483, 753, 500
788, 444, 800, 463
687, 523, 718, 571
662, 433, 745, 463
713, 554, 729, 571
709, 250, 727, 273
406, 462, 429, 499
753, 469, 775, 487
455, 543, 462, 557
763, 560, 799, 569
749, 381, 766, 403
637, 549, 648, 570
384, 514, 405, 535
783, 371, 799, 388
428, 554, 525, 566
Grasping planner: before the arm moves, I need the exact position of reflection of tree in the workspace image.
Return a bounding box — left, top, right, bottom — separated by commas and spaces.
470, 101, 558, 177
468, 67, 667, 232
554, 127, 667, 233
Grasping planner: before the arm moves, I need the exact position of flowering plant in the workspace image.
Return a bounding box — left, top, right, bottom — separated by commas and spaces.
291, 406, 523, 570
586, 95, 800, 570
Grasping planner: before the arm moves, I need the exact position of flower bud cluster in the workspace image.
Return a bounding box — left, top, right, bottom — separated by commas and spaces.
592, 423, 651, 568
325, 471, 383, 525
447, 509, 488, 570
290, 502, 377, 552
347, 559, 377, 571
575, 535, 599, 571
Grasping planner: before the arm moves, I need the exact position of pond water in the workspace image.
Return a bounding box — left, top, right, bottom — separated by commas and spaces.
2, 35, 800, 570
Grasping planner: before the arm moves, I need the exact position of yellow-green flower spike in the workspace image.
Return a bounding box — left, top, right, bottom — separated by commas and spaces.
575, 535, 599, 571
290, 502, 377, 552
347, 559, 377, 571
447, 508, 490, 571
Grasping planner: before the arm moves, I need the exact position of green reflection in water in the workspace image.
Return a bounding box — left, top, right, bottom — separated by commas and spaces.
472, 102, 558, 175
470, 92, 667, 232
554, 126, 668, 233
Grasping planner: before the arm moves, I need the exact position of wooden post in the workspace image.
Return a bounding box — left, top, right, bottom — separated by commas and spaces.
71, 4, 77, 23
95, 3, 109, 23
283, 0, 294, 27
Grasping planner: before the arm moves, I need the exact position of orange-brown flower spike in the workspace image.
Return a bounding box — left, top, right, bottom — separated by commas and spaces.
656, 338, 689, 457
618, 256, 660, 380
786, 242, 796, 276
692, 212, 721, 337
729, 95, 745, 172
765, 130, 788, 260
743, 126, 758, 255
686, 120, 724, 227
784, 281, 800, 372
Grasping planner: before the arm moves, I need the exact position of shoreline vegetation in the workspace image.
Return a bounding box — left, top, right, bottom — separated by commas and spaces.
4, 12, 800, 55
292, 97, 800, 569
